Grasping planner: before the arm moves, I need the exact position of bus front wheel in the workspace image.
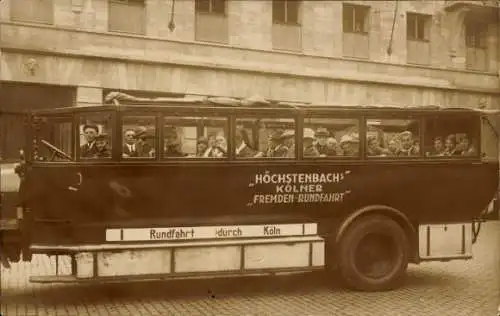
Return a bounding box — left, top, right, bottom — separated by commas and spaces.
337, 215, 409, 292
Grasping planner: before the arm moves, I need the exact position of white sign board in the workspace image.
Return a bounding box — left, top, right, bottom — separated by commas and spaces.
106, 223, 317, 242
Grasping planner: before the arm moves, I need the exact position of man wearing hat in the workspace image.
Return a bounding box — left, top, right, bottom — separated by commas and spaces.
93, 133, 111, 158
81, 124, 99, 158
303, 128, 320, 157
164, 126, 186, 157
314, 127, 331, 156
265, 129, 289, 158
134, 126, 154, 158
122, 129, 137, 158
281, 130, 295, 158
339, 134, 359, 156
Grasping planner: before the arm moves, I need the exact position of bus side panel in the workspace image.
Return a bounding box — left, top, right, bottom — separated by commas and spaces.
24, 162, 498, 245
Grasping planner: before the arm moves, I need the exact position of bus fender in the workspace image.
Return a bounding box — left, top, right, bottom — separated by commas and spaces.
334, 205, 417, 260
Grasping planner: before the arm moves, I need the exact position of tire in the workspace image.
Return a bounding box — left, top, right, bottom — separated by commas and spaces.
337, 215, 409, 292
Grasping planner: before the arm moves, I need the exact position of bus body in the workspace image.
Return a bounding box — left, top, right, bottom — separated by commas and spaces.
1, 93, 498, 291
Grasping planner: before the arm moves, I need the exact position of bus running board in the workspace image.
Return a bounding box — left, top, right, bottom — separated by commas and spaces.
29, 235, 325, 283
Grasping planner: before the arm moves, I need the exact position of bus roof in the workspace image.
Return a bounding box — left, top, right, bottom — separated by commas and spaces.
28, 91, 500, 116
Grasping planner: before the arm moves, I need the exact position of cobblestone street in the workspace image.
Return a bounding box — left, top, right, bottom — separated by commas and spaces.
1, 221, 499, 316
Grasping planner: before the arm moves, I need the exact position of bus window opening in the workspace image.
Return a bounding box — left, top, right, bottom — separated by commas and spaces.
163, 116, 228, 159
365, 118, 420, 158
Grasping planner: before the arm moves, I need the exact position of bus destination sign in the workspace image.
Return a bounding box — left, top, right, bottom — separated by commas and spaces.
106, 223, 317, 242
248, 170, 351, 206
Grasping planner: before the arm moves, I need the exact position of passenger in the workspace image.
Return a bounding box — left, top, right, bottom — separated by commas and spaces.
367, 136, 389, 157
457, 136, 477, 156
93, 133, 111, 158
281, 130, 295, 158
164, 127, 186, 157
395, 131, 418, 156
314, 127, 330, 156
215, 135, 228, 153
81, 124, 99, 158
196, 136, 209, 157
203, 134, 217, 157
339, 134, 359, 156
235, 129, 260, 158
303, 128, 320, 158
134, 126, 155, 158
325, 137, 338, 156
122, 129, 137, 158
212, 145, 227, 158
443, 135, 457, 156
428, 136, 445, 156
387, 139, 398, 156
265, 129, 289, 158
413, 140, 420, 155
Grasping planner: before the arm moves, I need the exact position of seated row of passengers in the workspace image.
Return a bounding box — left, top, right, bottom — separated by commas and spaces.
428, 134, 476, 157
79, 123, 476, 159
196, 127, 360, 158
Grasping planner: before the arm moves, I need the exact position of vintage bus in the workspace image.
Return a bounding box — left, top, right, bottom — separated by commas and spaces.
1, 91, 498, 292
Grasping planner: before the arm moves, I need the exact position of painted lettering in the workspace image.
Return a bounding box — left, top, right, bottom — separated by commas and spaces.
263, 225, 281, 236
149, 228, 195, 240
253, 194, 294, 204
254, 172, 347, 185
297, 193, 345, 203
215, 228, 243, 238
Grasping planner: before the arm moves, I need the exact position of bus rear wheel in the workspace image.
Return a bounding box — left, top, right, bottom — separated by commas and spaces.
337, 215, 409, 291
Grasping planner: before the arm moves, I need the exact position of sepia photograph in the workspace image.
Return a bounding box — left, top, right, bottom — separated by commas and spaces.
0, 0, 499, 315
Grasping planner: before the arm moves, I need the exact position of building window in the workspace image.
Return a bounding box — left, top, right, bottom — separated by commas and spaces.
343, 4, 369, 33
406, 13, 430, 41
465, 13, 489, 71
195, 0, 226, 15
195, 0, 228, 43
10, 0, 54, 25
465, 19, 488, 49
108, 0, 146, 35
272, 0, 300, 24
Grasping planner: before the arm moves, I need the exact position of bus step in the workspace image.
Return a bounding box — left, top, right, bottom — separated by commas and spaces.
29, 236, 325, 283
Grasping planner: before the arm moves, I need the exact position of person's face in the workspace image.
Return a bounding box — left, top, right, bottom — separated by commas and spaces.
460, 138, 469, 149
216, 136, 226, 147
208, 136, 216, 147
235, 133, 243, 145
96, 139, 107, 150
124, 131, 135, 145
445, 139, 454, 150
341, 142, 353, 154
368, 139, 379, 151
197, 142, 207, 153
317, 136, 327, 146
165, 133, 177, 146
326, 139, 336, 149
213, 147, 223, 157
401, 135, 412, 149
388, 141, 397, 151
84, 128, 97, 143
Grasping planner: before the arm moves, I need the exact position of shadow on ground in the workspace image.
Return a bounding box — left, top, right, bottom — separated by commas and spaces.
1, 267, 457, 305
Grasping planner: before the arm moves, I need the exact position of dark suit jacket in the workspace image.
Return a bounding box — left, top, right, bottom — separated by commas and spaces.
80, 142, 98, 158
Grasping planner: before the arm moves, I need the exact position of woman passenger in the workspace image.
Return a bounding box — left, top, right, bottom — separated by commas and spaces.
303, 128, 320, 157
457, 136, 477, 156
196, 136, 209, 157
367, 136, 389, 157
339, 134, 359, 156
443, 135, 457, 156
429, 136, 445, 156
396, 131, 418, 156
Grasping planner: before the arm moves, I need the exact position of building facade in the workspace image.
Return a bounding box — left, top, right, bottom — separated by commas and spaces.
0, 0, 499, 157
